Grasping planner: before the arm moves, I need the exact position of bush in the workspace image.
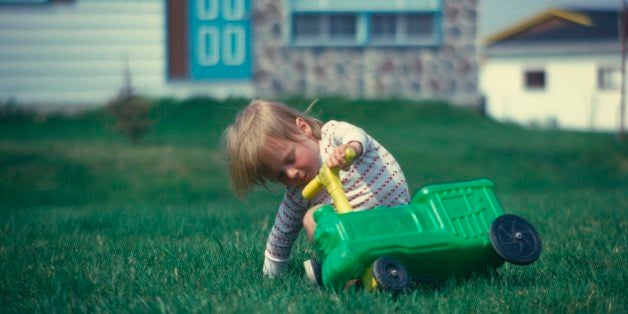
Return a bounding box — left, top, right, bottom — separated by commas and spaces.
107, 65, 153, 144
0, 99, 36, 122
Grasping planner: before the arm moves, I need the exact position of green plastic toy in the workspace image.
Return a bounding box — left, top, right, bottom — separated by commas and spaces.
302, 148, 542, 291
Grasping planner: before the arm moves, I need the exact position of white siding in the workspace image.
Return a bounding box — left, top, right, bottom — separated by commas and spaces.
481, 53, 624, 132
0, 0, 253, 107
0, 1, 164, 106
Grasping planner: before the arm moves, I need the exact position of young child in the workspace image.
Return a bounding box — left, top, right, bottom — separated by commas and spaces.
222, 100, 410, 278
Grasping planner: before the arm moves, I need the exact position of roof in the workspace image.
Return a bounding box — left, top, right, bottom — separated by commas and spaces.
484, 8, 620, 46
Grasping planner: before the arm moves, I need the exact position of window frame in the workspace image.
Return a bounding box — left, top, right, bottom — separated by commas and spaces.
369, 13, 398, 44
369, 13, 436, 45
287, 0, 442, 47
292, 13, 358, 44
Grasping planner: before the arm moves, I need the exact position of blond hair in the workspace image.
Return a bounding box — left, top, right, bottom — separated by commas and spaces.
222, 100, 322, 197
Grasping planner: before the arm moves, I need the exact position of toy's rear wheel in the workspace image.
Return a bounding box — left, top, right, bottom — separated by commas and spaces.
372, 257, 409, 292
490, 214, 542, 265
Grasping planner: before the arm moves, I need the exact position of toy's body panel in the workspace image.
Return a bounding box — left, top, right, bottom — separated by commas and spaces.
314, 179, 507, 290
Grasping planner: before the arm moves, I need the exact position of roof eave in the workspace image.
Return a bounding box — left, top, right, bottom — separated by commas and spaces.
483, 8, 594, 46
482, 40, 620, 57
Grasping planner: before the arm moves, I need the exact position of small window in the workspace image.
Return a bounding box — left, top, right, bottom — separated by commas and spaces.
294, 14, 322, 41
369, 13, 436, 45
525, 70, 545, 90
329, 14, 356, 40
293, 13, 357, 43
370, 14, 397, 42
405, 14, 434, 39
598, 67, 620, 90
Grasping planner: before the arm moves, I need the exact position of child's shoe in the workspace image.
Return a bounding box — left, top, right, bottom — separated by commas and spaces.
303, 259, 322, 287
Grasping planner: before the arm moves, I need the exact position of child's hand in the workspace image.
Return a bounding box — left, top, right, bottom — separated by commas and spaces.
263, 257, 287, 278
326, 141, 363, 171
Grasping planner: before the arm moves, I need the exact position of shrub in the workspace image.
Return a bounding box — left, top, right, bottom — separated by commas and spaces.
0, 98, 36, 121
107, 63, 153, 144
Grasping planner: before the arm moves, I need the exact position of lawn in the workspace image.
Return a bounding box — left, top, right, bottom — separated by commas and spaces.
0, 98, 626, 312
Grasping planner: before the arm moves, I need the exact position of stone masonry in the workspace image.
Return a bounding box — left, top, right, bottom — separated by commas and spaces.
251, 0, 480, 107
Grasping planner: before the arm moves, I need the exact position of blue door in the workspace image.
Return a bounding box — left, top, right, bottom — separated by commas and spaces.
189, 0, 252, 80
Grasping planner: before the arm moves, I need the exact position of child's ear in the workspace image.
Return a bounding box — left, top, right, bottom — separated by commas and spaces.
295, 117, 312, 136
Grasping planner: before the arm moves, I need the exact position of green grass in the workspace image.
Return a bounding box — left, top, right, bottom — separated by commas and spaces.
0, 98, 626, 312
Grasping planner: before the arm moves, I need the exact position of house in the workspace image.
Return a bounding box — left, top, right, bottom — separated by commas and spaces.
480, 7, 625, 132
0, 0, 481, 109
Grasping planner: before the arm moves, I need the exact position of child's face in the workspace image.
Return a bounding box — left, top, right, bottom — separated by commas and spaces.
265, 119, 320, 187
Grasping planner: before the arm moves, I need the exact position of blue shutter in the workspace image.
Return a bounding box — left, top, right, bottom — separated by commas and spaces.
189, 0, 252, 80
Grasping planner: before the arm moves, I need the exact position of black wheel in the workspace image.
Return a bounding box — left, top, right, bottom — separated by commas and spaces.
372, 257, 409, 291
490, 214, 542, 265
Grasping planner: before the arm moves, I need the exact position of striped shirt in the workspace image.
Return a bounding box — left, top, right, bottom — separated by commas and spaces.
263, 120, 410, 270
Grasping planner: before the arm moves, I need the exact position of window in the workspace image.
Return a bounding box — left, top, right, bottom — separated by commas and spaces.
289, 0, 442, 47
294, 15, 322, 40
525, 70, 545, 90
406, 14, 434, 40
598, 67, 620, 90
370, 14, 397, 42
293, 14, 357, 43
370, 13, 435, 44
329, 14, 356, 40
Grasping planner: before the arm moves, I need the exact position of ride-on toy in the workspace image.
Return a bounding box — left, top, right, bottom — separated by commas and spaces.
302, 148, 542, 291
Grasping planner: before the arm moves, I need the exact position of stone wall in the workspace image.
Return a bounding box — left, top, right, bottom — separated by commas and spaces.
252, 0, 480, 106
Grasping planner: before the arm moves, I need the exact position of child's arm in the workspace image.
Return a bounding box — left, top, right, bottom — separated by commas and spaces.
262, 187, 308, 278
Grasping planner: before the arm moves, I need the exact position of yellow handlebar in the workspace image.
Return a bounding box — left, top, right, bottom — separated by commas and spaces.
302, 147, 357, 214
